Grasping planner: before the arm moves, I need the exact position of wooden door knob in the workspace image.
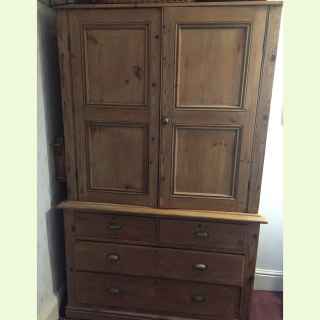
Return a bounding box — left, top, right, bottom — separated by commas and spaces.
162, 117, 169, 125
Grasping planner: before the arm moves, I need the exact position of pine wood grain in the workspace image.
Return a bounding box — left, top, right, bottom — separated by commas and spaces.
58, 200, 268, 223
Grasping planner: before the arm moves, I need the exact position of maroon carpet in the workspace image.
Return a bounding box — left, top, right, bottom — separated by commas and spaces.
250, 291, 283, 320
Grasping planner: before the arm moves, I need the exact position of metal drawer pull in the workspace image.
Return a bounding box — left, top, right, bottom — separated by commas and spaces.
108, 223, 122, 230
107, 253, 120, 263
191, 295, 206, 303
194, 230, 209, 239
109, 287, 121, 295
193, 263, 208, 271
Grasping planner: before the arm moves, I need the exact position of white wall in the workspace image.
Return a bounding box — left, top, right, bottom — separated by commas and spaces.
255, 24, 283, 291
38, 2, 66, 320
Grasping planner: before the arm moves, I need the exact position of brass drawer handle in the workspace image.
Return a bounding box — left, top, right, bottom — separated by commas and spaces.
193, 263, 208, 271
194, 230, 209, 239
107, 253, 120, 263
108, 287, 121, 295
108, 223, 122, 231
191, 294, 206, 303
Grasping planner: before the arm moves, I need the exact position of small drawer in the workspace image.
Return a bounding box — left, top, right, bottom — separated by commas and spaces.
75, 272, 241, 319
74, 241, 157, 277
159, 219, 246, 252
74, 212, 156, 242
158, 248, 245, 286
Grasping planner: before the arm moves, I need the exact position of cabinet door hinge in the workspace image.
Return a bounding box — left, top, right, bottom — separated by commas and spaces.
67, 34, 71, 53
247, 179, 251, 194
75, 169, 79, 186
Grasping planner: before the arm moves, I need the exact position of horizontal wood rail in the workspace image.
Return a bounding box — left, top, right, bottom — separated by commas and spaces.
57, 200, 268, 224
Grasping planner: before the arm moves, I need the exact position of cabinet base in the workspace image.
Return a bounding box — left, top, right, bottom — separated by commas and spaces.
65, 305, 230, 320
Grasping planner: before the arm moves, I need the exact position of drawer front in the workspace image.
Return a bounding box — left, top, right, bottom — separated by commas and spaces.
74, 242, 157, 277
74, 242, 244, 286
160, 219, 246, 252
158, 248, 244, 286
75, 212, 156, 242
75, 272, 241, 319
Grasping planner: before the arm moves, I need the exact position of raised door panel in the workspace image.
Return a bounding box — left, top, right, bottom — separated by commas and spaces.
84, 26, 147, 106
160, 6, 267, 211
177, 24, 248, 108
174, 126, 240, 198
87, 123, 148, 193
68, 9, 161, 206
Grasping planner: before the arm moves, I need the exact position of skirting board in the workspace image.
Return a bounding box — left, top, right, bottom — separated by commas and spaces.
39, 294, 59, 320
254, 268, 283, 291
38, 287, 65, 320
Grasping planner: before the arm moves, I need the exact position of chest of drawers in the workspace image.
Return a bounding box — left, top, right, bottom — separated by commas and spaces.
59, 201, 266, 320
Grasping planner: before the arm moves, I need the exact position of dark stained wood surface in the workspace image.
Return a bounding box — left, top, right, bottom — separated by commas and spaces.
159, 218, 247, 252
75, 272, 241, 318
74, 241, 245, 286
241, 223, 260, 319
74, 212, 157, 242
63, 290, 283, 320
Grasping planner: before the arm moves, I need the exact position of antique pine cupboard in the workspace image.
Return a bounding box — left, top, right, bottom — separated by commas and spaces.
53, 1, 282, 320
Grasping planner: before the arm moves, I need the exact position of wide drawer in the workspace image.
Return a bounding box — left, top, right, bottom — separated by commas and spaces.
75, 272, 241, 319
160, 219, 246, 252
74, 242, 244, 286
74, 212, 156, 242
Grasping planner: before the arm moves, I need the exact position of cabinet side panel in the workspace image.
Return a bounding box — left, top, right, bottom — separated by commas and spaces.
247, 6, 282, 213
240, 224, 260, 320
63, 210, 76, 306
57, 11, 78, 199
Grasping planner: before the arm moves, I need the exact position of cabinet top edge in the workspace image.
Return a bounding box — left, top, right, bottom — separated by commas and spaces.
53, 1, 283, 10
57, 201, 268, 224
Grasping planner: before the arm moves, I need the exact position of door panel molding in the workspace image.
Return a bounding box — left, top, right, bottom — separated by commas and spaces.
85, 121, 149, 194
171, 124, 241, 200
175, 21, 251, 110
82, 22, 150, 108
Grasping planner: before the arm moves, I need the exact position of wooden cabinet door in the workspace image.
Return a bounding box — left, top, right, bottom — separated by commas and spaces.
160, 6, 268, 211
68, 9, 161, 206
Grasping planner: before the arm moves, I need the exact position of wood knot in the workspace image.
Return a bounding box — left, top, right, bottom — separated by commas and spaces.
133, 65, 143, 80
